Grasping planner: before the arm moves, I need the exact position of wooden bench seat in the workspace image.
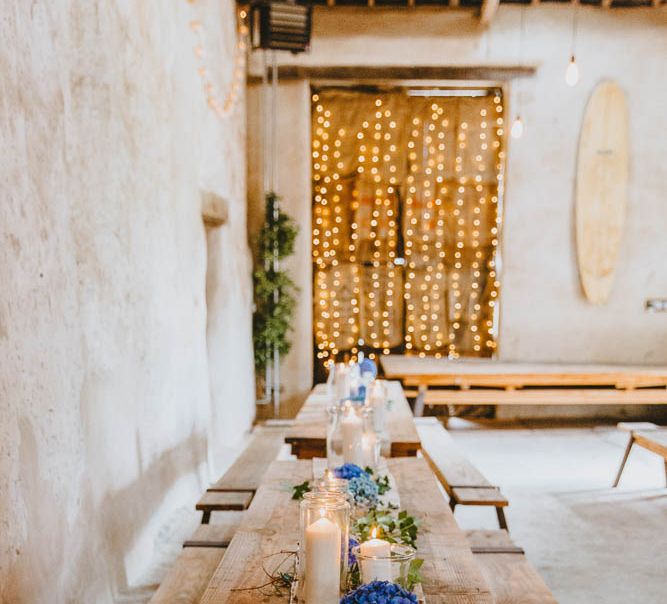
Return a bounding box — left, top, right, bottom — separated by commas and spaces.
149, 546, 225, 604
183, 512, 242, 548
416, 419, 509, 529
196, 491, 253, 524
209, 425, 286, 493
413, 387, 667, 417
466, 530, 557, 604
197, 425, 286, 523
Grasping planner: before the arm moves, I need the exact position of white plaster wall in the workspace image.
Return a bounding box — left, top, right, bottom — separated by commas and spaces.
248, 6, 667, 413
0, 1, 253, 602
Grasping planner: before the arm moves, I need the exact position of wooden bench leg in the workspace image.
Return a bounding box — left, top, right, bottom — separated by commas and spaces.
201, 511, 211, 524
613, 435, 635, 487
414, 385, 426, 417
495, 507, 508, 531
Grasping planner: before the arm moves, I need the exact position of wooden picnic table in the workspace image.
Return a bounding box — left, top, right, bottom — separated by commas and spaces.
285, 381, 421, 458
199, 457, 494, 604
381, 355, 667, 416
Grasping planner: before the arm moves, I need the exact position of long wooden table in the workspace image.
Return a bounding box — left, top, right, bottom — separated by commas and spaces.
285, 381, 421, 458
199, 458, 494, 603
382, 355, 667, 416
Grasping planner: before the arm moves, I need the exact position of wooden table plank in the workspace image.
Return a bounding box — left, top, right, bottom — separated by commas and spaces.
285, 381, 420, 458
382, 355, 667, 390
200, 458, 493, 604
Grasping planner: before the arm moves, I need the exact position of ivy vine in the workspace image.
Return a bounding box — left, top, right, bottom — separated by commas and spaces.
252, 192, 299, 371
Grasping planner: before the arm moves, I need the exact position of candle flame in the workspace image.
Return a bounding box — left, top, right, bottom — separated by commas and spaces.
371, 526, 378, 539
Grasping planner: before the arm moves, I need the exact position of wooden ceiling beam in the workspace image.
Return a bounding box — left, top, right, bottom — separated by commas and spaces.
480, 0, 500, 24
248, 64, 537, 85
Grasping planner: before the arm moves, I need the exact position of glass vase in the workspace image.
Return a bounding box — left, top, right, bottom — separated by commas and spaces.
297, 492, 350, 604
327, 403, 377, 469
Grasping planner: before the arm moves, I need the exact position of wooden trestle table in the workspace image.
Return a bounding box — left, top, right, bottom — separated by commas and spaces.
285, 381, 421, 458
199, 457, 494, 604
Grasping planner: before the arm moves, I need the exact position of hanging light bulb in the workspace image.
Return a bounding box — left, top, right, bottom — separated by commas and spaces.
566, 55, 579, 87
511, 115, 524, 139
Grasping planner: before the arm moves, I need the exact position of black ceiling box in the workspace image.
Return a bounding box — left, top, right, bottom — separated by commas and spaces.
250, 2, 313, 53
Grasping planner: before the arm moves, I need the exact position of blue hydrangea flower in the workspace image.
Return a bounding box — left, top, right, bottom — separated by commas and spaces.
348, 536, 360, 567
340, 580, 418, 604
334, 463, 366, 480
347, 473, 379, 508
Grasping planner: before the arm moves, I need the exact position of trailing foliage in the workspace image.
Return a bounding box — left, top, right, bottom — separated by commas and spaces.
352, 508, 421, 549
253, 192, 299, 371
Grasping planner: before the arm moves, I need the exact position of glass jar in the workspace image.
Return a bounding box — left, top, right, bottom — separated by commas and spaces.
352, 542, 416, 586
312, 475, 349, 498
297, 492, 350, 604
327, 403, 377, 469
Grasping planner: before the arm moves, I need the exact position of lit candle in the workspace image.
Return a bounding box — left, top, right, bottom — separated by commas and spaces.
334, 363, 350, 402
359, 527, 392, 583
361, 432, 377, 468
369, 382, 387, 434
341, 405, 363, 465
305, 511, 342, 604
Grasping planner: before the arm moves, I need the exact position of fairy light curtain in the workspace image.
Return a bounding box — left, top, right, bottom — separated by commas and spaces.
312, 88, 504, 370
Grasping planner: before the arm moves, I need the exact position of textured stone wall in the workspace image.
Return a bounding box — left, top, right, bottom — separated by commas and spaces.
248, 6, 667, 417
0, 1, 253, 602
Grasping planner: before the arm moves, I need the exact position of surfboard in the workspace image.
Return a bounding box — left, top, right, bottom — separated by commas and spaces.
575, 80, 629, 305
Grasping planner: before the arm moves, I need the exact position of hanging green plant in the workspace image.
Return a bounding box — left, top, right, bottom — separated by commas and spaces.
253, 192, 299, 371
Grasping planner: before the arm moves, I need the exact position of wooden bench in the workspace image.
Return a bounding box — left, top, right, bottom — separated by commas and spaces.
197, 425, 286, 523
150, 514, 244, 600
209, 425, 287, 493
466, 530, 557, 604
149, 545, 225, 603
380, 356, 667, 417
613, 422, 666, 487
196, 491, 253, 524
183, 512, 243, 548
416, 419, 509, 529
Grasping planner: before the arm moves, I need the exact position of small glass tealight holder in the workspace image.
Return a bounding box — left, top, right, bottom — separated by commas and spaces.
352, 542, 416, 587
298, 492, 350, 604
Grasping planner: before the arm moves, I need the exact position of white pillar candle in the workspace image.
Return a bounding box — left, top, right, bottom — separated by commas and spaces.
359, 529, 392, 583
361, 432, 377, 468
341, 407, 363, 465
334, 364, 350, 401
368, 381, 387, 433
305, 514, 341, 604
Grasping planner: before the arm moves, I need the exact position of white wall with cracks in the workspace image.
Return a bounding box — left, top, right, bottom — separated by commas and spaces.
0, 1, 254, 602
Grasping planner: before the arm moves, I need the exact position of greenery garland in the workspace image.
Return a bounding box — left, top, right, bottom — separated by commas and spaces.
252, 192, 299, 371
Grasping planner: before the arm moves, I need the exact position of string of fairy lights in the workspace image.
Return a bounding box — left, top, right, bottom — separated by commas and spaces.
187, 3, 249, 119
312, 90, 504, 367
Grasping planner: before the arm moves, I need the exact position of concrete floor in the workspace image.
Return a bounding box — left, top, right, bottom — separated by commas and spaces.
448, 420, 667, 604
